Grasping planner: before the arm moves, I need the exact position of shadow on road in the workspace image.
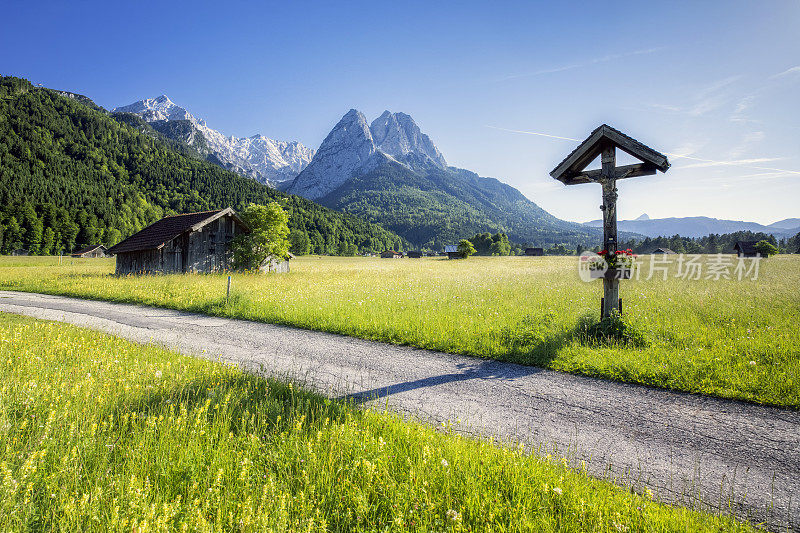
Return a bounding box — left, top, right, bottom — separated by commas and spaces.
339, 358, 546, 404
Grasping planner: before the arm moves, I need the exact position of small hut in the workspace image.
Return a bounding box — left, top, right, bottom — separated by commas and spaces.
651, 247, 676, 254
11, 249, 29, 256
71, 244, 107, 258
444, 245, 460, 259
734, 241, 759, 258
260, 252, 294, 273
406, 250, 423, 258
525, 247, 544, 256
381, 250, 402, 259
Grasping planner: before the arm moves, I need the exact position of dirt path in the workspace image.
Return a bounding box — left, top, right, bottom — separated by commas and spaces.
0, 291, 797, 531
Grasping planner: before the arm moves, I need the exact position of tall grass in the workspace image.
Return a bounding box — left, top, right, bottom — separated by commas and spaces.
0, 255, 797, 407
0, 313, 754, 531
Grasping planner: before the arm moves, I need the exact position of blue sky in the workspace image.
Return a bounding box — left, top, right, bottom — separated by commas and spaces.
3, 0, 798, 224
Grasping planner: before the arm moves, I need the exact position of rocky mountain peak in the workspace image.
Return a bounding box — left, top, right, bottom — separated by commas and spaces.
369, 111, 446, 168
288, 109, 449, 199
287, 109, 379, 199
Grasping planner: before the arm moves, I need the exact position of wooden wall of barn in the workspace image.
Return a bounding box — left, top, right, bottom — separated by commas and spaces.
114, 214, 245, 275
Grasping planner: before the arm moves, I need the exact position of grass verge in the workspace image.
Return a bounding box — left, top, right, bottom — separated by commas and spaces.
0, 312, 755, 531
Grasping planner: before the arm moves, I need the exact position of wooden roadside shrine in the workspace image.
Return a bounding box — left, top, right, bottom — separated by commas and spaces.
550, 124, 670, 317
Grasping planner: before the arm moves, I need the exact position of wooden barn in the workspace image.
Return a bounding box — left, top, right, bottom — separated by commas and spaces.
651, 247, 676, 254
734, 241, 759, 258
444, 245, 460, 259
406, 250, 423, 258
107, 208, 248, 275
381, 250, 402, 258
525, 247, 544, 256
71, 244, 107, 258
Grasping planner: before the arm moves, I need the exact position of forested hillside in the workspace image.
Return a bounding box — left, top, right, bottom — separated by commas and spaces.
0, 76, 404, 255
317, 157, 601, 249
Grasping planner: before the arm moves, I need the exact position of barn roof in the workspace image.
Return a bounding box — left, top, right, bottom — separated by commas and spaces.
108, 208, 245, 255
550, 124, 670, 185
72, 244, 106, 255
444, 245, 458, 253
734, 241, 759, 254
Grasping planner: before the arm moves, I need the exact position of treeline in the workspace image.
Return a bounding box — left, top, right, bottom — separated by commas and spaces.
0, 76, 405, 255
461, 230, 800, 257
557, 230, 798, 256
617, 231, 798, 255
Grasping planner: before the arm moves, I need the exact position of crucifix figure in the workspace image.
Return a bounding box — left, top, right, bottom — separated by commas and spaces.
550, 125, 670, 318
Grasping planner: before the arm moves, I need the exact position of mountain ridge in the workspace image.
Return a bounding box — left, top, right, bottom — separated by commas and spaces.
584, 215, 800, 239
288, 109, 601, 248
114, 96, 315, 185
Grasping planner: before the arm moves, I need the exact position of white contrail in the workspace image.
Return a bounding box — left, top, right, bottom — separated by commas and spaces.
486, 125, 800, 175
485, 125, 580, 142
666, 154, 800, 175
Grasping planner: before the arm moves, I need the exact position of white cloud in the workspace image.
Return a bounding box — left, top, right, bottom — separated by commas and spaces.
675, 156, 782, 169
649, 75, 741, 117
668, 153, 800, 175
728, 130, 765, 159
487, 125, 800, 177
769, 65, 800, 79
497, 47, 664, 82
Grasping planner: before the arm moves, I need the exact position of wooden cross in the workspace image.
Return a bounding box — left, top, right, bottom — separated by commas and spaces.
550, 125, 670, 318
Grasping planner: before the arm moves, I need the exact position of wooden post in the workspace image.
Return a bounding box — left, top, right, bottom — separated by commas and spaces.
600, 145, 619, 318
226, 275, 231, 303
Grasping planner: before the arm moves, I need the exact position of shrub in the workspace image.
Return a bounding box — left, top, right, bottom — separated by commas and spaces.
755, 240, 778, 257
457, 239, 476, 258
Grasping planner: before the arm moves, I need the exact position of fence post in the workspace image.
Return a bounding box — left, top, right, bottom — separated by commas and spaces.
226, 275, 231, 303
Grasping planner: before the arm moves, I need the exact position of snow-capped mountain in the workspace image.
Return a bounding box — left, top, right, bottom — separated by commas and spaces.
113, 96, 314, 184
287, 109, 447, 199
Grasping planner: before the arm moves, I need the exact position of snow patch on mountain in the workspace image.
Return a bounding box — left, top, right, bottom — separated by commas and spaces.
113, 96, 314, 184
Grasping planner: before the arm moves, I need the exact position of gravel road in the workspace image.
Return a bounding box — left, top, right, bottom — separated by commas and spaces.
0, 291, 797, 531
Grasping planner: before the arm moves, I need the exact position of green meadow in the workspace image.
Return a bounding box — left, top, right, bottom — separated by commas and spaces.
0, 254, 797, 407
0, 312, 755, 531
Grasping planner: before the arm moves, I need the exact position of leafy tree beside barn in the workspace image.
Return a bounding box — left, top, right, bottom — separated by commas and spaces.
457, 239, 476, 258
232, 203, 290, 270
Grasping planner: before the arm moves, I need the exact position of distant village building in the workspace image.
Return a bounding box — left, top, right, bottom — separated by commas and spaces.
107, 208, 257, 275
524, 247, 544, 256
734, 241, 759, 258
651, 247, 676, 254
380, 250, 403, 259
406, 250, 423, 258
71, 244, 107, 258
10, 249, 29, 256
444, 245, 460, 259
